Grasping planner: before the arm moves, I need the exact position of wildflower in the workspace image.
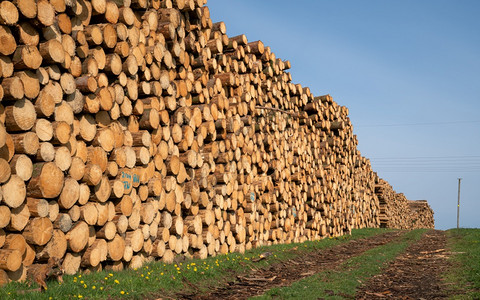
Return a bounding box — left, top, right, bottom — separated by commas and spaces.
80, 280, 84, 284
194, 267, 197, 272
120, 291, 125, 295
78, 295, 83, 299
160, 272, 164, 276
92, 286, 96, 290
109, 273, 113, 277
146, 276, 149, 279
114, 279, 120, 284
100, 287, 104, 291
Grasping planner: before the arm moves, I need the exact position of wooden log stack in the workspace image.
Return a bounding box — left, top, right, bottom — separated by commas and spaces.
407, 200, 434, 229
0, 0, 433, 284
375, 179, 434, 229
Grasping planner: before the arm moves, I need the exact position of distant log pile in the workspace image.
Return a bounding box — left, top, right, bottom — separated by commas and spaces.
407, 200, 435, 229
0, 0, 433, 284
375, 179, 434, 229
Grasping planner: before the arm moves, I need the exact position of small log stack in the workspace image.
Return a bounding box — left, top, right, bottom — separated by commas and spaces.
0, 0, 433, 284
375, 179, 434, 229
407, 200, 434, 229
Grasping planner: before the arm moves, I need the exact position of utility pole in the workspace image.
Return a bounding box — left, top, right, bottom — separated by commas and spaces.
457, 178, 462, 229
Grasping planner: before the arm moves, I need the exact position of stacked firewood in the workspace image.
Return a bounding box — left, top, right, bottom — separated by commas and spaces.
375, 179, 434, 229
0, 0, 433, 284
407, 200, 434, 229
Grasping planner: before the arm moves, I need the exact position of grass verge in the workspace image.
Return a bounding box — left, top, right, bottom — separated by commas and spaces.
445, 228, 480, 299
0, 228, 390, 299
252, 229, 426, 300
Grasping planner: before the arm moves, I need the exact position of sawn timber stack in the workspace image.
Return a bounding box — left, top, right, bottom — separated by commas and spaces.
0, 0, 434, 284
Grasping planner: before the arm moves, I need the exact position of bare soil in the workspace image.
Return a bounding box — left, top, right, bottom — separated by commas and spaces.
357, 230, 451, 299
173, 230, 406, 300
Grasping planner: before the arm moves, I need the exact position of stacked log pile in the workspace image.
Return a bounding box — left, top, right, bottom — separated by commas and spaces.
0, 0, 433, 284
375, 179, 434, 229
407, 200, 434, 229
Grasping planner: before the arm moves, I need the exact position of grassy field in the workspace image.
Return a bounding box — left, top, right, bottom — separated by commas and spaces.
445, 228, 480, 299
0, 228, 390, 300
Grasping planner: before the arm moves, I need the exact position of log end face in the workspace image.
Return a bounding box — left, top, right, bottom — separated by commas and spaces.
40, 163, 65, 198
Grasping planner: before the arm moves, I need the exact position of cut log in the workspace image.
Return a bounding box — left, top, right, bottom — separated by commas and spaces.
0, 249, 22, 271
27, 163, 64, 199
2, 175, 26, 208
22, 217, 52, 246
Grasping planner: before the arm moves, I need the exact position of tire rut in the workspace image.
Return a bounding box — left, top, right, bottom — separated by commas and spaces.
356, 230, 450, 299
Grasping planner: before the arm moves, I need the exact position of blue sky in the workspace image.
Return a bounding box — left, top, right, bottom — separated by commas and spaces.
208, 0, 480, 230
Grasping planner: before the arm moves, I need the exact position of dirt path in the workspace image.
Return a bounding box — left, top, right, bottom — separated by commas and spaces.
356, 230, 450, 299
174, 231, 406, 300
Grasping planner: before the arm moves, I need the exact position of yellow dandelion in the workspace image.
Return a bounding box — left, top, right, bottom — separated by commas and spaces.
194, 267, 197, 272
120, 291, 125, 295
80, 280, 84, 284
160, 272, 164, 276
100, 287, 104, 291
92, 286, 96, 290
146, 276, 149, 279
83, 284, 87, 288
104, 277, 108, 280
109, 273, 113, 277
114, 279, 120, 284
79, 275, 82, 278
141, 274, 144, 277
78, 295, 83, 299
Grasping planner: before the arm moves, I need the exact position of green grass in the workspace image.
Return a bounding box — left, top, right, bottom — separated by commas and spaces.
445, 228, 480, 299
253, 229, 426, 300
0, 228, 391, 299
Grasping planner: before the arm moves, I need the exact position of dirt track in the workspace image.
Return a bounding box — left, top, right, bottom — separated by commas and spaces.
156, 230, 451, 300
174, 231, 406, 300
357, 230, 450, 299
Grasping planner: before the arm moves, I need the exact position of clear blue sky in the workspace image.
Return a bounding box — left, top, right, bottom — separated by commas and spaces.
208, 0, 480, 230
